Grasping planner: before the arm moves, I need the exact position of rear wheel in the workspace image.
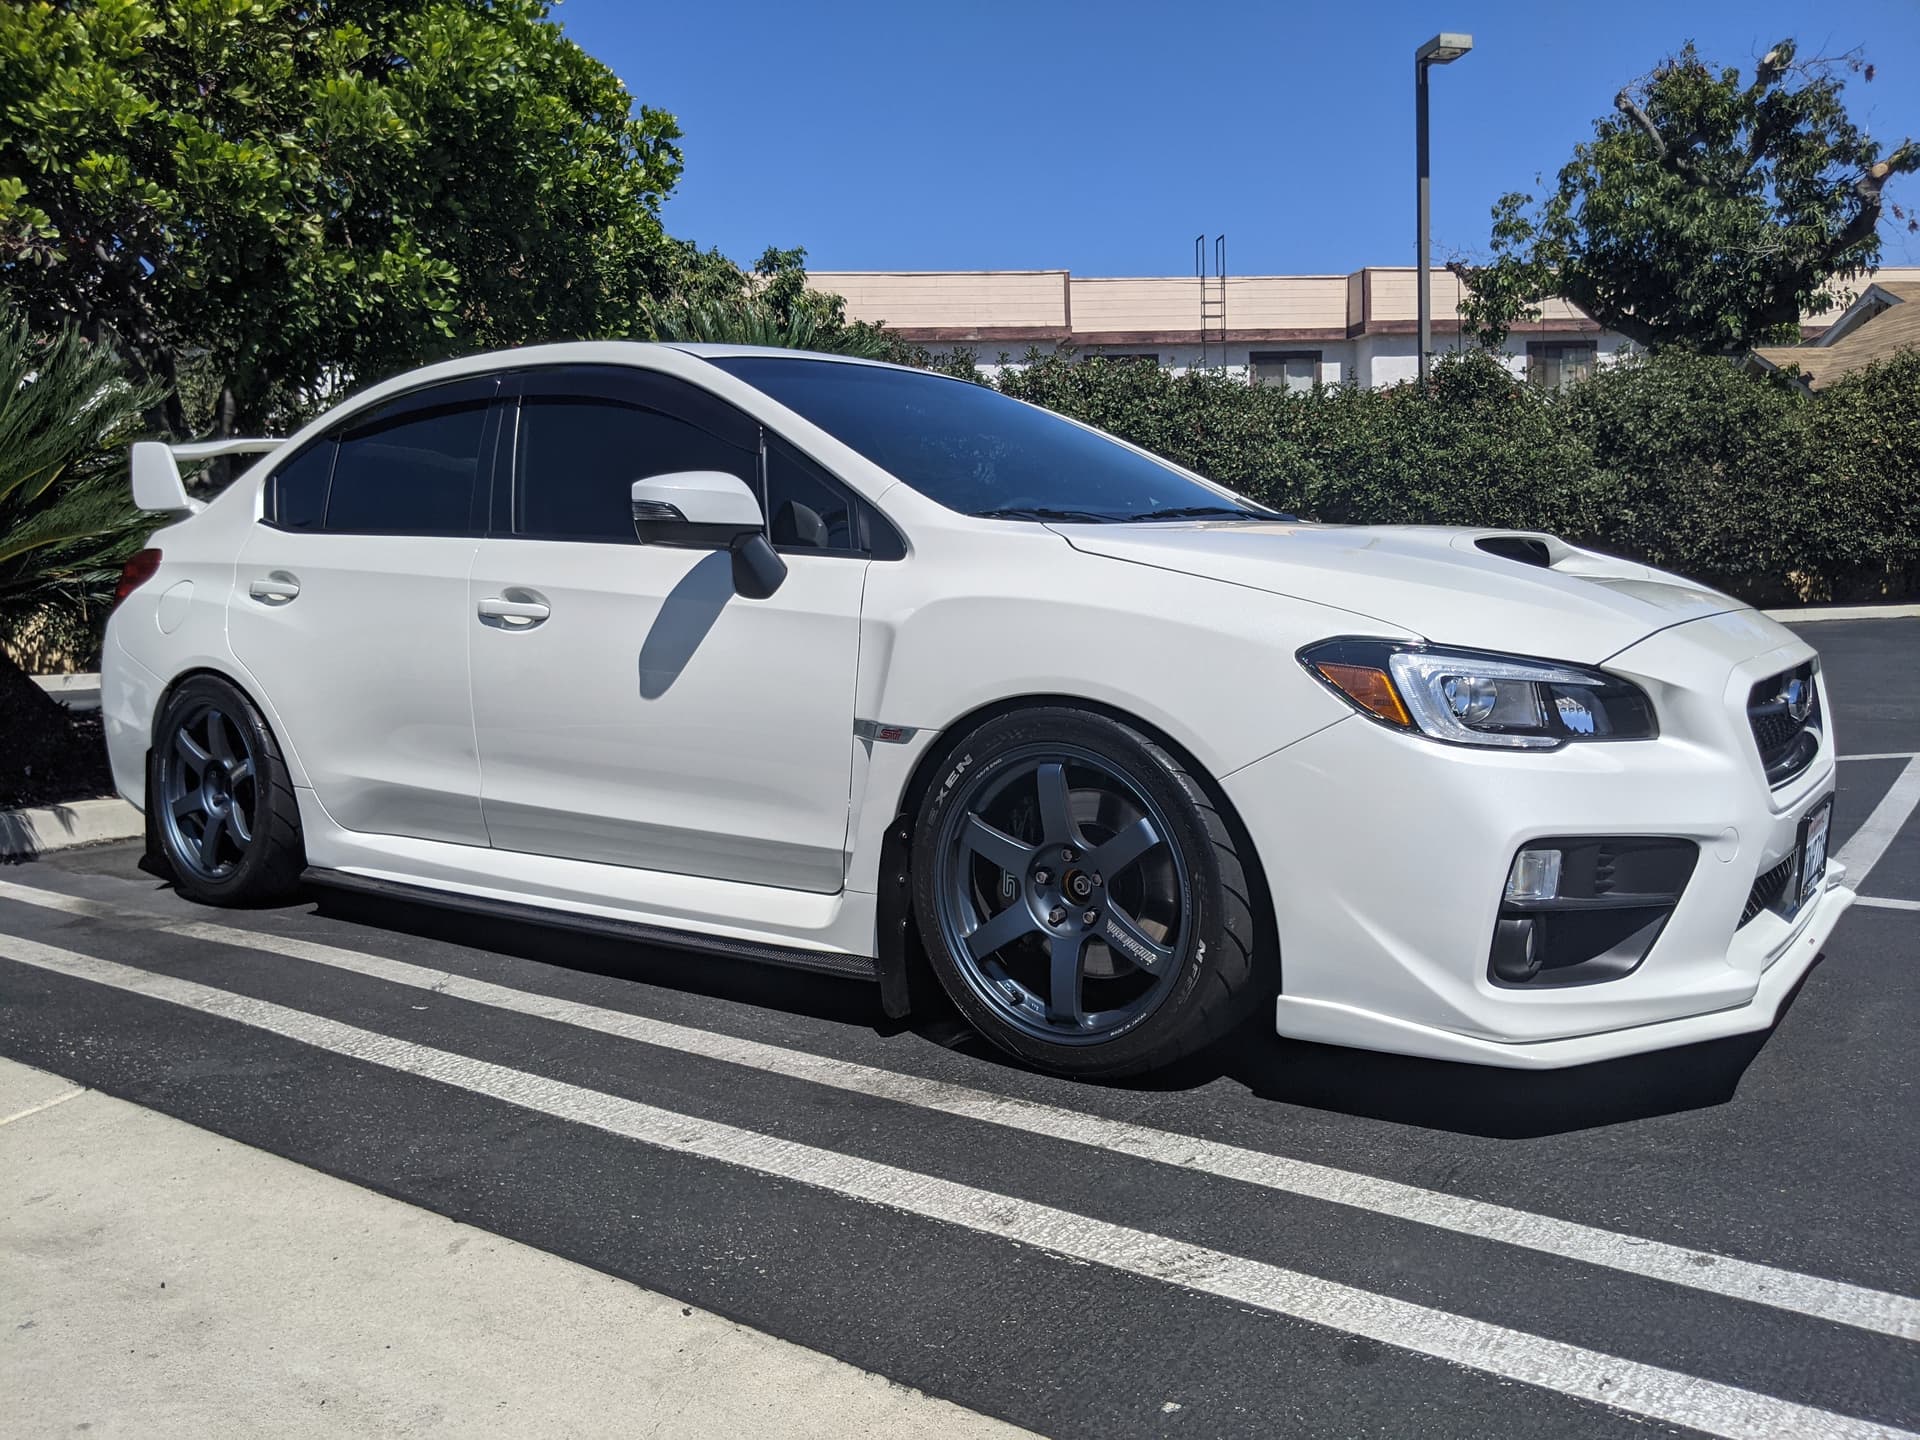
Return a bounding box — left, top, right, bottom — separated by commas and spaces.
150, 675, 305, 906
911, 707, 1264, 1078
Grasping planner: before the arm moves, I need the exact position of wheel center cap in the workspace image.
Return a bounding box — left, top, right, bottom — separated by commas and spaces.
1063, 870, 1093, 901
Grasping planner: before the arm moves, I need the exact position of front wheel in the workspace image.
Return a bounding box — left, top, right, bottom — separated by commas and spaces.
910, 707, 1265, 1078
149, 674, 306, 906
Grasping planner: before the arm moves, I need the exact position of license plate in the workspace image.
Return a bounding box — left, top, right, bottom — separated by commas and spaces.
1792, 796, 1833, 916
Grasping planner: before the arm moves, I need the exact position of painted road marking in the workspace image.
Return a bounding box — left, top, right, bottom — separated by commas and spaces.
1839, 753, 1920, 763
0, 1085, 86, 1128
1837, 758, 1920, 890
0, 929, 1912, 1440
1856, 897, 1920, 912
2, 877, 1914, 1342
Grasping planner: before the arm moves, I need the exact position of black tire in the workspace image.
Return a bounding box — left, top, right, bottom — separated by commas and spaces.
148, 674, 305, 906
910, 706, 1264, 1078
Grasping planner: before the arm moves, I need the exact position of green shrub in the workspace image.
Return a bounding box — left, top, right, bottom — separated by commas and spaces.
989, 345, 1920, 605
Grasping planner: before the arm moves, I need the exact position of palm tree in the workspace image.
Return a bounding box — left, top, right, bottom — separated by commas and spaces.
0, 308, 163, 740
640, 293, 905, 359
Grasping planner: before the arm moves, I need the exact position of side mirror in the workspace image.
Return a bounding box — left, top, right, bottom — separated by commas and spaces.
630, 470, 787, 599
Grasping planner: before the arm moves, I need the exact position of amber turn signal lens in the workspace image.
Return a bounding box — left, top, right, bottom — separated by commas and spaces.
1312, 661, 1413, 728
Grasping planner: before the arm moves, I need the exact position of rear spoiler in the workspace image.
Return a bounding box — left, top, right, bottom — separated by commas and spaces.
131, 436, 281, 515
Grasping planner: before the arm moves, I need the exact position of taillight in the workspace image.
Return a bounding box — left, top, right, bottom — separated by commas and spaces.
113, 548, 162, 610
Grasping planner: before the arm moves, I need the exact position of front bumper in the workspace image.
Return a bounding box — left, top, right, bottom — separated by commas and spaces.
1225, 617, 1851, 1069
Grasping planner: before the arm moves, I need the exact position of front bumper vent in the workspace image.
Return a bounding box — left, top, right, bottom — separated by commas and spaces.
1739, 854, 1797, 928
1747, 662, 1821, 788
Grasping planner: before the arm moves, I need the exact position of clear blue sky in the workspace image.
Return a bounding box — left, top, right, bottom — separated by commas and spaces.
557, 0, 1920, 277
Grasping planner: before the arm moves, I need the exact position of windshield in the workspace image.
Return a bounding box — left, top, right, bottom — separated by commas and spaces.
707, 356, 1275, 523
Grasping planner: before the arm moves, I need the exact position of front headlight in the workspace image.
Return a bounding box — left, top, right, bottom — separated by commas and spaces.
1299, 638, 1657, 749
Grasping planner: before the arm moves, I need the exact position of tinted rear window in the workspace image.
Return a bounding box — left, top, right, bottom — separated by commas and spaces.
324, 402, 487, 535
267, 439, 334, 531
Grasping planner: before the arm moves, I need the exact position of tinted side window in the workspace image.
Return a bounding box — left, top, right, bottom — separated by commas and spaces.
764, 436, 857, 552
324, 401, 488, 535
267, 439, 335, 531
516, 396, 756, 543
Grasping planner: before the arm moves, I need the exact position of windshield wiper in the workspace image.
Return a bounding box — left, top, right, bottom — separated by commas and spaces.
1123, 504, 1272, 522
972, 506, 1117, 524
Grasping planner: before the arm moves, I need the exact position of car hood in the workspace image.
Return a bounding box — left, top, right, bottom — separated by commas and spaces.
1053, 521, 1746, 664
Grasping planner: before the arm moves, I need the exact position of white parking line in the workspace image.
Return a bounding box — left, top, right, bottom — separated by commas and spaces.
0, 1085, 86, 1128
1839, 753, 1920, 763
1836, 757, 1920, 890
1, 877, 1913, 1342
0, 929, 1910, 1440
1856, 897, 1920, 913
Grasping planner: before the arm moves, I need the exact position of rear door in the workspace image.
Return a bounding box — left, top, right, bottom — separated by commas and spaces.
229, 376, 500, 845
466, 363, 870, 893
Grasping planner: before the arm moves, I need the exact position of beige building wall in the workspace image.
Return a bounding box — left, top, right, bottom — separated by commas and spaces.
1069, 277, 1202, 334
805, 270, 1068, 334
1225, 276, 1349, 331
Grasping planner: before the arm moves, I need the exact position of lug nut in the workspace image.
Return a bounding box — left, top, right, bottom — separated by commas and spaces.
1061, 848, 1074, 862
1048, 906, 1067, 925
1033, 869, 1051, 885
1091, 873, 1103, 887
1082, 910, 1099, 925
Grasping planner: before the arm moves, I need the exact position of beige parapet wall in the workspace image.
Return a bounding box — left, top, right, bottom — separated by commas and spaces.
810, 265, 1920, 345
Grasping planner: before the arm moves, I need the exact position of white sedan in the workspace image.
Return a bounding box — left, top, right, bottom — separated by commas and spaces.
103, 344, 1852, 1077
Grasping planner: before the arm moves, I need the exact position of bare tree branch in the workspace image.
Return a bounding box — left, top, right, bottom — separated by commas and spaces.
1614, 89, 1666, 158
1614, 89, 1700, 182
1834, 140, 1920, 254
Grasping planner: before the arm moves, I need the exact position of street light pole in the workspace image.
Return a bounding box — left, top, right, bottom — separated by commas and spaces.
1415, 33, 1472, 390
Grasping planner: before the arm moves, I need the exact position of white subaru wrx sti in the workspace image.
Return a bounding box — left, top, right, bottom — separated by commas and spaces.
103, 344, 1852, 1078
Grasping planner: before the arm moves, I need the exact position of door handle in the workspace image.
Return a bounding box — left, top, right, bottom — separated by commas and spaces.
247, 572, 300, 605
477, 589, 551, 629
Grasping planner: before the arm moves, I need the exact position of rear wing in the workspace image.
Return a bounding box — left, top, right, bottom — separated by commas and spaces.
131, 436, 282, 515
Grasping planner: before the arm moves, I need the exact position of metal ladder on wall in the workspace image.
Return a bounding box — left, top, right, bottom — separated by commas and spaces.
1196, 234, 1226, 369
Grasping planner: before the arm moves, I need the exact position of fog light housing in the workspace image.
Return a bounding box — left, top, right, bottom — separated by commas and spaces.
1490, 917, 1542, 984
1487, 837, 1698, 988
1505, 847, 1562, 904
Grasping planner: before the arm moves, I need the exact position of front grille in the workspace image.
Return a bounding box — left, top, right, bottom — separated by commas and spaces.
1739, 853, 1797, 927
1747, 662, 1821, 788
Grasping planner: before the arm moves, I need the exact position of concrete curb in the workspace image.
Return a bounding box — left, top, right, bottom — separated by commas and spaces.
0, 797, 142, 860
30, 672, 101, 713
1764, 603, 1920, 623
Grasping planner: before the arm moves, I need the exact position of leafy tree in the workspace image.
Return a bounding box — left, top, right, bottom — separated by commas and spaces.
1455, 41, 1919, 352
0, 306, 161, 732
0, 0, 690, 433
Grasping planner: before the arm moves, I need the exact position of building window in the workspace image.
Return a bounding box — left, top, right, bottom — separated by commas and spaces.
1527, 341, 1596, 392
1250, 351, 1321, 393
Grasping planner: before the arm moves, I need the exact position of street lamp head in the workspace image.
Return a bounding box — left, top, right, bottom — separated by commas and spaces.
1417, 33, 1474, 65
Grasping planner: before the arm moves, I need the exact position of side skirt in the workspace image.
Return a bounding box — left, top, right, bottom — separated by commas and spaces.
303, 868, 880, 983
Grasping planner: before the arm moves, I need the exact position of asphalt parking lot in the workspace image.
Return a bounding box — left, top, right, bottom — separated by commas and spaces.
2, 616, 1916, 1438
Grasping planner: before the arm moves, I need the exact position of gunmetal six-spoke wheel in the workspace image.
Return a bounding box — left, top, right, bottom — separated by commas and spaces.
936, 748, 1187, 1043
159, 702, 259, 880
912, 707, 1264, 1078
149, 674, 306, 905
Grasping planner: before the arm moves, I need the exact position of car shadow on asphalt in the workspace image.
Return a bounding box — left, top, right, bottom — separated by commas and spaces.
281, 876, 1814, 1142
1119, 966, 1824, 1139
307, 886, 888, 1030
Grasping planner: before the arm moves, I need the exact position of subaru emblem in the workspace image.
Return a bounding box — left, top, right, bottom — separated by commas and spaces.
1783, 677, 1812, 723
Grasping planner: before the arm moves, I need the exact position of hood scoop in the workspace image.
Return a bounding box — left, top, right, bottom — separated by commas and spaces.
1475, 535, 1553, 568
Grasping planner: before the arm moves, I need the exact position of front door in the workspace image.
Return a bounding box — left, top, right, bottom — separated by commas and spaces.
466, 365, 867, 893
229, 376, 498, 846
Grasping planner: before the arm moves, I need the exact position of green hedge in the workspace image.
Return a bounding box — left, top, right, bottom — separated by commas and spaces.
993, 347, 1920, 606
